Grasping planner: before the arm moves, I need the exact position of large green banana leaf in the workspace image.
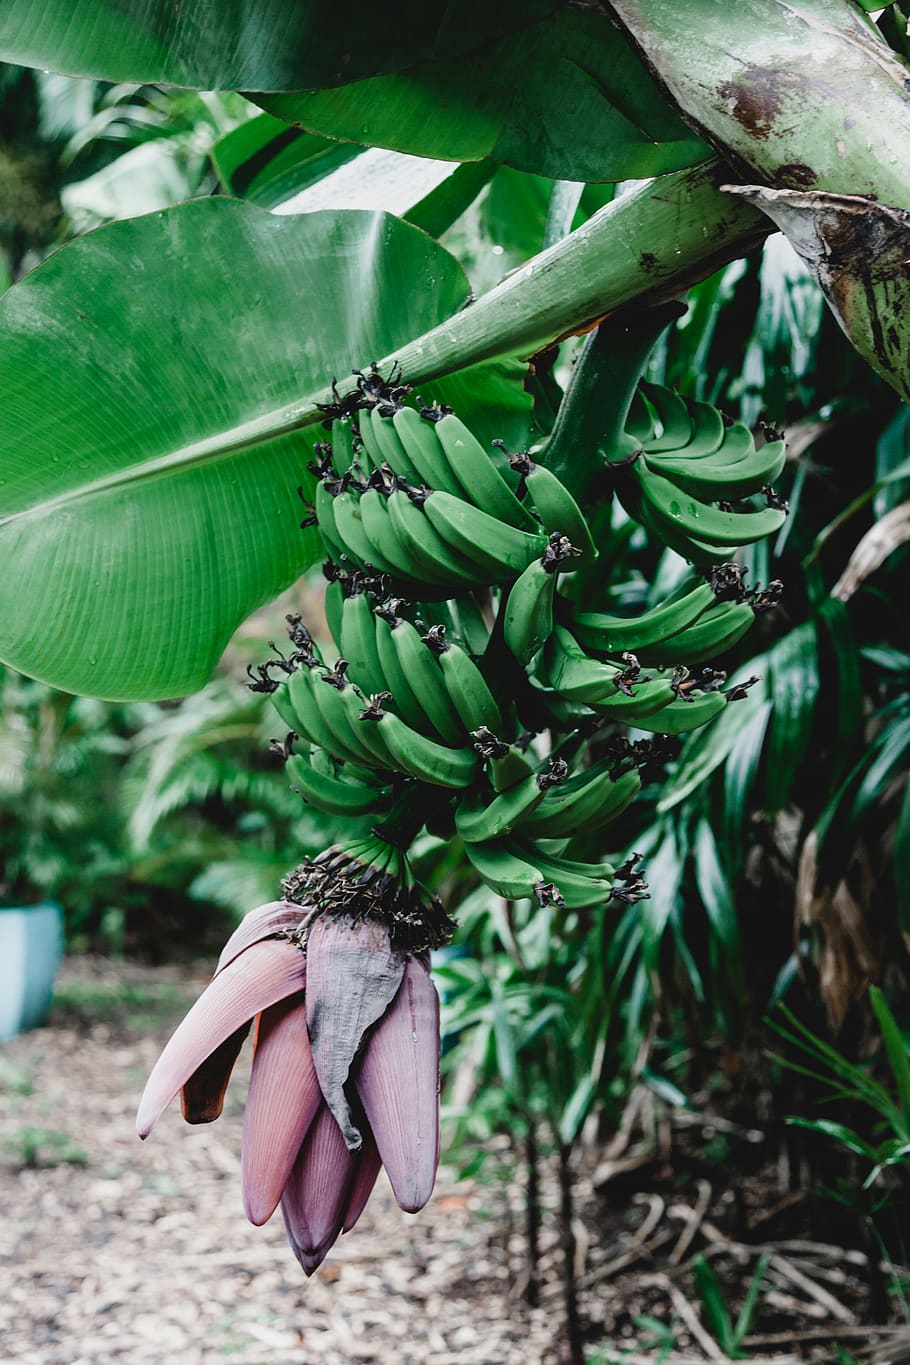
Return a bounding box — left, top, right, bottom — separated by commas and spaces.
258, 10, 709, 182
0, 198, 500, 701
0, 0, 552, 90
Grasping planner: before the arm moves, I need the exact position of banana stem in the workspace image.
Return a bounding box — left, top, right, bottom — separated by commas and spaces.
606, 0, 910, 208
372, 785, 433, 851
541, 303, 684, 504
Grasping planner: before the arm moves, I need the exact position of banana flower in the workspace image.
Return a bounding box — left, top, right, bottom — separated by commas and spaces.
137, 849, 444, 1275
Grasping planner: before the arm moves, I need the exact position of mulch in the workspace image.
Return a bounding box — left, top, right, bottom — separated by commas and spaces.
0, 957, 907, 1365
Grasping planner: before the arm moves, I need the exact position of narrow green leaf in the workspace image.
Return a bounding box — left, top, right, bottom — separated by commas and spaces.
0, 1, 552, 92
786, 1116, 879, 1160
559, 1073, 596, 1146
658, 665, 769, 811
257, 11, 710, 182
693, 818, 743, 970
692, 1256, 735, 1354
733, 1253, 770, 1347
212, 114, 366, 209
490, 997, 518, 1092
638, 832, 682, 969
874, 403, 910, 518
869, 986, 910, 1139
404, 159, 497, 238
818, 598, 864, 784
723, 698, 774, 859
895, 771, 910, 935
764, 620, 820, 813
640, 1068, 688, 1108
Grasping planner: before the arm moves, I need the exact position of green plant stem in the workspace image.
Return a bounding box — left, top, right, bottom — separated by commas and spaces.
541, 303, 684, 503
381, 160, 765, 393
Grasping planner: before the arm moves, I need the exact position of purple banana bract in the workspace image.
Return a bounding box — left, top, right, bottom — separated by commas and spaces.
136, 897, 441, 1275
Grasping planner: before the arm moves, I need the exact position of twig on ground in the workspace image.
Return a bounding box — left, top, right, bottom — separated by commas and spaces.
768, 1254, 858, 1324
668, 1179, 713, 1265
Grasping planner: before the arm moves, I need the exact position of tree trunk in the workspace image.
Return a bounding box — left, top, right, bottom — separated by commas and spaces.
557, 1142, 584, 1365
524, 1120, 541, 1307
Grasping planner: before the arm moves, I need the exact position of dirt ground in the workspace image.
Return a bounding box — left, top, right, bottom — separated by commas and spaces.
1, 957, 908, 1365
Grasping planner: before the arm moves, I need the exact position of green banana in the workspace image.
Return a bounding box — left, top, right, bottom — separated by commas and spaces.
624, 387, 660, 445
333, 682, 398, 768
617, 474, 721, 564
331, 486, 380, 571
517, 764, 642, 838
423, 490, 547, 580
310, 668, 382, 766
585, 677, 678, 722
639, 381, 693, 451
374, 706, 478, 788
271, 680, 302, 737
354, 486, 414, 579
658, 398, 725, 458
511, 838, 614, 909
373, 610, 434, 734
285, 751, 390, 817
391, 406, 463, 497
314, 477, 352, 569
339, 589, 387, 696
503, 554, 559, 666
507, 450, 597, 563
352, 406, 384, 474
323, 576, 345, 653
569, 580, 717, 655
424, 627, 504, 734
330, 417, 359, 474
538, 624, 618, 699
468, 725, 537, 793
368, 405, 422, 484
287, 664, 344, 757
648, 417, 753, 465
454, 772, 549, 843
433, 413, 538, 531
462, 838, 545, 901
389, 615, 464, 745
644, 439, 786, 502
386, 488, 488, 589
629, 687, 728, 735
636, 467, 787, 549
634, 599, 755, 666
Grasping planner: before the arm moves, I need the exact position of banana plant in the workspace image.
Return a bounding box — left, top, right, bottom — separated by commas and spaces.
0, 0, 908, 1290
0, 1, 906, 698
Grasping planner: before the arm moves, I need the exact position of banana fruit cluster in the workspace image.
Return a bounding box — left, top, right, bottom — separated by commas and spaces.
254, 364, 785, 913
615, 381, 788, 563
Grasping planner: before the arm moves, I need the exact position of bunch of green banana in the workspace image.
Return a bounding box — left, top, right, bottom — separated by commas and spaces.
312, 407, 553, 594
563, 567, 758, 668
255, 357, 787, 919
614, 382, 788, 563
454, 755, 641, 844
462, 834, 616, 910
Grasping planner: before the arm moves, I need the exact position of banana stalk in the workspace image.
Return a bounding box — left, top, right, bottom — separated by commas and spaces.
608, 0, 910, 401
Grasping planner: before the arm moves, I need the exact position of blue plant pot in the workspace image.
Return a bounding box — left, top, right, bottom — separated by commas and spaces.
0, 904, 63, 1041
